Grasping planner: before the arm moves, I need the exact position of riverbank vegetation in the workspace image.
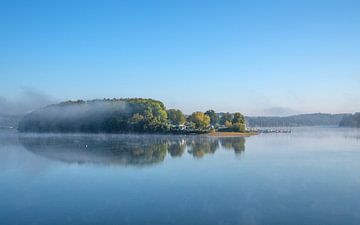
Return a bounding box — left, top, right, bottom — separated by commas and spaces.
18, 98, 248, 134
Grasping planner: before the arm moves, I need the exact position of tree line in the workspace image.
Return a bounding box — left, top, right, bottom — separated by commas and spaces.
168, 109, 246, 132
18, 98, 246, 133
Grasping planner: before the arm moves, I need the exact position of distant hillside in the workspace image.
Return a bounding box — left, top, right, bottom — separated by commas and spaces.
0, 113, 22, 129
246, 113, 348, 127
339, 113, 360, 127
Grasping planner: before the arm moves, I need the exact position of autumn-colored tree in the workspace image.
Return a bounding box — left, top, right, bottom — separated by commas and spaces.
224, 120, 232, 128
188, 112, 210, 129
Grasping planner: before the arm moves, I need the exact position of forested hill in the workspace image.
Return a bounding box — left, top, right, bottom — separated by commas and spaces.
339, 113, 360, 127
18, 98, 169, 133
246, 113, 348, 127
18, 98, 248, 134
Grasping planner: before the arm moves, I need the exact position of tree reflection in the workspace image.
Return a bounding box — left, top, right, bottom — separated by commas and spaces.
168, 140, 186, 157
220, 137, 245, 155
19, 135, 170, 166
19, 134, 246, 166
187, 138, 219, 158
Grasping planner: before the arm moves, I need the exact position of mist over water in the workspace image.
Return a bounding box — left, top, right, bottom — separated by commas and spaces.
29, 100, 131, 121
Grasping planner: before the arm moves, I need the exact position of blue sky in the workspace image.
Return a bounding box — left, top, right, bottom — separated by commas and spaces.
0, 0, 359, 115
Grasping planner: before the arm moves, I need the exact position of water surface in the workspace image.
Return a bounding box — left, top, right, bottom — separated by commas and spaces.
1, 127, 360, 225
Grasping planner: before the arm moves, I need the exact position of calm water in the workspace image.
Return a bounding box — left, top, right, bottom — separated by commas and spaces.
1, 128, 360, 225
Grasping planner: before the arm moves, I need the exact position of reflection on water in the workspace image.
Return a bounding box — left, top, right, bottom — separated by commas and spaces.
2, 128, 360, 225
220, 138, 245, 154
19, 134, 246, 166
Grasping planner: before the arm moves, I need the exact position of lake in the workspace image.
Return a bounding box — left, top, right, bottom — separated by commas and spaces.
1, 127, 360, 225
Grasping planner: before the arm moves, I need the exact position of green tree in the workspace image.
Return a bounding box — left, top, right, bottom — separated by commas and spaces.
205, 109, 218, 126
219, 112, 233, 125
127, 98, 169, 132
230, 123, 246, 132
188, 112, 210, 129
129, 113, 145, 131
167, 109, 186, 125
231, 112, 246, 131
232, 112, 245, 124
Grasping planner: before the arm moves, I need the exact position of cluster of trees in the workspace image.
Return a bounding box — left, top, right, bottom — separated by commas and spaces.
217, 112, 246, 132
166, 109, 211, 130
18, 98, 246, 133
166, 109, 186, 125
167, 109, 246, 132
18, 98, 169, 133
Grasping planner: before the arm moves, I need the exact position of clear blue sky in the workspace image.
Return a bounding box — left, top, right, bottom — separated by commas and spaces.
1, 0, 359, 115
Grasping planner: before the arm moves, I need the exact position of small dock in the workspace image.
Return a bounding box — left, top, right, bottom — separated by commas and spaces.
247, 128, 292, 133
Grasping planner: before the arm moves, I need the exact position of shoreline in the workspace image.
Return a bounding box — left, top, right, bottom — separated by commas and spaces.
14, 130, 258, 137
204, 131, 258, 137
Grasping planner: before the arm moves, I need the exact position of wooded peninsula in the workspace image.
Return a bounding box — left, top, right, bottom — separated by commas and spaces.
18, 98, 247, 134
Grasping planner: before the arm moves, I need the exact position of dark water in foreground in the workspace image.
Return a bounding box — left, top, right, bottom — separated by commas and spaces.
0, 128, 360, 225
